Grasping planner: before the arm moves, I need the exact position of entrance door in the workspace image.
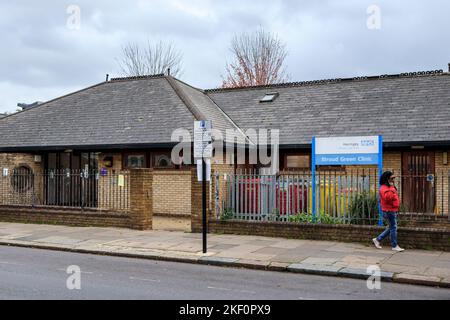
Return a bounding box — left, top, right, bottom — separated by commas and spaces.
402, 152, 435, 213
44, 152, 98, 207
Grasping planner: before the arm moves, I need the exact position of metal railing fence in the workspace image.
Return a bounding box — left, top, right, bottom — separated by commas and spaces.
214, 169, 450, 225
0, 168, 130, 212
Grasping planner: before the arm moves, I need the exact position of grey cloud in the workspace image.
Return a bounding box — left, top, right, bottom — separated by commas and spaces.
1, 0, 450, 112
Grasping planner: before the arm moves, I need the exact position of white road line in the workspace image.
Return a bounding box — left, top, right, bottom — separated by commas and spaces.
57, 268, 94, 274
0, 261, 25, 266
207, 286, 231, 291
129, 276, 161, 283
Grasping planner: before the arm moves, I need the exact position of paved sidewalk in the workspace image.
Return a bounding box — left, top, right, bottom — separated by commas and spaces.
0, 222, 449, 289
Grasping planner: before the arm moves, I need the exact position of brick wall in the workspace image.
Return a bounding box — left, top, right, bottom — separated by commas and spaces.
435, 151, 450, 215
209, 220, 450, 251
153, 170, 191, 216
98, 153, 192, 217
383, 152, 402, 174
384, 151, 403, 199
0, 153, 43, 173
399, 214, 450, 230
0, 168, 154, 230
129, 169, 153, 230
0, 206, 131, 228
0, 153, 44, 206
97, 153, 130, 212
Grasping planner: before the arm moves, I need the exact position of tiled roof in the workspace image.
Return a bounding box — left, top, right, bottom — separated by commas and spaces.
0, 75, 244, 150
166, 77, 245, 139
207, 72, 450, 146
0, 70, 449, 150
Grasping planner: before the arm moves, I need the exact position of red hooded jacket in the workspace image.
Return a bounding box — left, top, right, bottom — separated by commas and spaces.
379, 185, 400, 212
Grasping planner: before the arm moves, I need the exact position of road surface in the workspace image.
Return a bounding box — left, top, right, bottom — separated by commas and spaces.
0, 246, 449, 300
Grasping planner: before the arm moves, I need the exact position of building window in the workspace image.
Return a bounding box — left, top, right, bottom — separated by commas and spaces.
260, 92, 279, 103
286, 155, 310, 169
153, 154, 173, 168
124, 154, 146, 169
11, 166, 34, 193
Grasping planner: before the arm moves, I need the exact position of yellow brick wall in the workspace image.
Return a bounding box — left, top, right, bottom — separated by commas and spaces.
153, 170, 191, 216
129, 169, 153, 230
0, 153, 44, 205
383, 152, 402, 174
97, 153, 130, 212
435, 151, 449, 215
383, 151, 403, 199
98, 153, 192, 215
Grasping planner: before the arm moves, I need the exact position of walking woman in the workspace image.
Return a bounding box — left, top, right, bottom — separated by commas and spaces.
373, 171, 405, 252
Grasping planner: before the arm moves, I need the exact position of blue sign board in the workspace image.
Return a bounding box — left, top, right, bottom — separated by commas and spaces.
315, 154, 380, 166
312, 136, 384, 226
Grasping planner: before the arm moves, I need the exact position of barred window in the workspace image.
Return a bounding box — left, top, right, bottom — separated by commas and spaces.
11, 166, 34, 193
124, 154, 146, 169
154, 154, 172, 168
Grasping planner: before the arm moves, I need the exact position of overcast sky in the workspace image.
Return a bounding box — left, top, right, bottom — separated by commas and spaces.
1, 0, 449, 113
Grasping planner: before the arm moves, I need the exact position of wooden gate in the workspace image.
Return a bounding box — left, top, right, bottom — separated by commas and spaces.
402, 152, 435, 213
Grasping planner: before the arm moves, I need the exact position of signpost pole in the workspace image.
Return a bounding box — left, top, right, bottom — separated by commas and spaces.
312, 137, 316, 222
378, 135, 384, 226
202, 157, 207, 253
194, 120, 212, 254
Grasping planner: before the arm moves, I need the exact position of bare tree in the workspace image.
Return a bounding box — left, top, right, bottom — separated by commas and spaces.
117, 40, 183, 77
222, 28, 289, 88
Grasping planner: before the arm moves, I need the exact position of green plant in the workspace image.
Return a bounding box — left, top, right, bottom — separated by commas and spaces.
220, 208, 234, 221
318, 212, 344, 225
289, 213, 313, 224
288, 211, 344, 225
348, 191, 380, 225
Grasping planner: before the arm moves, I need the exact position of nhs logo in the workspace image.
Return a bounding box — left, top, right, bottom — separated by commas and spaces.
361, 139, 375, 147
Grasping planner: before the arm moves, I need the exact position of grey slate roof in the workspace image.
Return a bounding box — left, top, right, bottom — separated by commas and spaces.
206, 73, 450, 146
167, 77, 244, 138
0, 76, 198, 150
1, 72, 449, 151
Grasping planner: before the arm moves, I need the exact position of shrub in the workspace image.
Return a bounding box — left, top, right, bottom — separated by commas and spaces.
348, 191, 380, 225
289, 211, 344, 225
220, 208, 234, 221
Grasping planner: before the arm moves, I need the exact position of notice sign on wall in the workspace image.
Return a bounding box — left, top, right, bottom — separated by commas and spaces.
194, 120, 212, 182
314, 136, 381, 166
194, 120, 213, 159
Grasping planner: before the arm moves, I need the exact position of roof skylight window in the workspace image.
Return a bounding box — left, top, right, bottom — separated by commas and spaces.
260, 92, 279, 103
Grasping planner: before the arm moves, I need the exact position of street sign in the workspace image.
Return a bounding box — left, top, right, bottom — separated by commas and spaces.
312, 135, 384, 226
315, 136, 380, 165
194, 120, 213, 255
194, 120, 212, 159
